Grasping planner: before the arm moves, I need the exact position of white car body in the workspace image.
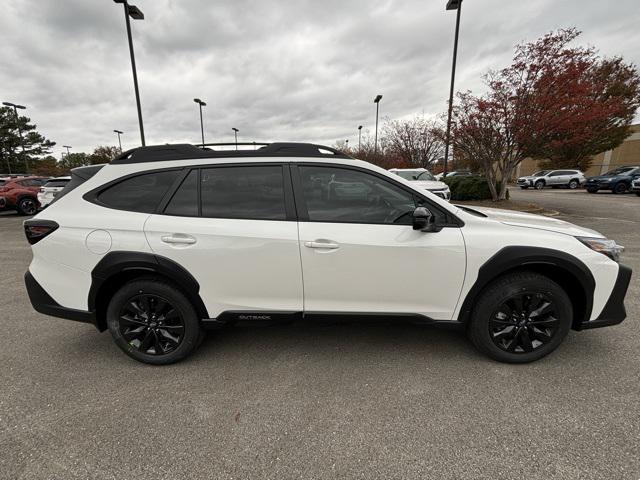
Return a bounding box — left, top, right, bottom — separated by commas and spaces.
23, 143, 630, 364
37, 176, 71, 208
388, 168, 451, 200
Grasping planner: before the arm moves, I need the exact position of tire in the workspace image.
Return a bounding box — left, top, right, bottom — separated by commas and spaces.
467, 272, 572, 364
106, 278, 204, 365
586, 187, 598, 194
17, 197, 38, 216
613, 182, 628, 194
568, 179, 579, 189
636, 192, 640, 197
534, 180, 545, 190
519, 186, 528, 189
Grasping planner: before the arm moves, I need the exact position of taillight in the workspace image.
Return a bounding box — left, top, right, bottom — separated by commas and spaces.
24, 220, 59, 245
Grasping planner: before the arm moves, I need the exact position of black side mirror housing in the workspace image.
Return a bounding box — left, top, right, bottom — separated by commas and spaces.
412, 207, 441, 232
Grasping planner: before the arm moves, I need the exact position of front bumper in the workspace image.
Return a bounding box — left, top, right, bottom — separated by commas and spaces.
586, 181, 612, 190
516, 179, 532, 187
631, 182, 640, 192
577, 264, 632, 330
24, 270, 96, 326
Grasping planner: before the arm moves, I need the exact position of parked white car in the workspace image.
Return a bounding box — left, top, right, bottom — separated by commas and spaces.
24, 142, 630, 365
389, 168, 451, 200
517, 169, 586, 190
37, 176, 71, 208
632, 176, 640, 196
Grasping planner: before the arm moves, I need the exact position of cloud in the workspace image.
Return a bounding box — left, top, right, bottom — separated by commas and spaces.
1, 0, 638, 155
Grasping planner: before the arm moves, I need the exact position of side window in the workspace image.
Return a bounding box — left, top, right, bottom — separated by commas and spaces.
548, 171, 561, 177
298, 165, 417, 224
97, 170, 180, 213
200, 165, 286, 220
164, 170, 198, 217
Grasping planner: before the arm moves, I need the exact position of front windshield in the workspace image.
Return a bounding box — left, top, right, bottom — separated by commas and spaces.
416, 171, 436, 181
604, 167, 634, 176
532, 170, 550, 177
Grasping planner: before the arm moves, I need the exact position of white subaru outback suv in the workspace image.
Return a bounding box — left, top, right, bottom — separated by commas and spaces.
24, 143, 631, 365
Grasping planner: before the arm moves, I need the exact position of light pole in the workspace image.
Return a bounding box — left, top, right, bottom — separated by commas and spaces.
113, 129, 123, 152
114, 0, 146, 146
373, 95, 383, 155
232, 128, 239, 150
443, 0, 463, 175
345, 139, 349, 150
63, 145, 72, 157
3, 101, 28, 172
193, 99, 206, 146
357, 125, 363, 152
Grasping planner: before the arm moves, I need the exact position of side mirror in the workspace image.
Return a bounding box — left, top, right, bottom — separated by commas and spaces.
412, 207, 441, 232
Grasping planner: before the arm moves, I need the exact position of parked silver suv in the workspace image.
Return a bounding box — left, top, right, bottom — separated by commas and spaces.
517, 170, 586, 190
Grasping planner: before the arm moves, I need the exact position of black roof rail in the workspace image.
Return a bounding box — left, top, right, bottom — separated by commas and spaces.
110, 142, 351, 164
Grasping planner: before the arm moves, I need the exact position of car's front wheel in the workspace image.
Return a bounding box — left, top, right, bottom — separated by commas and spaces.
534, 180, 545, 190
107, 278, 204, 365
467, 272, 572, 363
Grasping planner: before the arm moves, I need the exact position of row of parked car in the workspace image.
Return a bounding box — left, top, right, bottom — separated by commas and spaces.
0, 175, 70, 215
516, 166, 640, 195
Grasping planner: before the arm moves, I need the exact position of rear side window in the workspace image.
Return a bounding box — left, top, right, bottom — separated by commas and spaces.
164, 170, 198, 217
98, 170, 180, 213
200, 166, 286, 220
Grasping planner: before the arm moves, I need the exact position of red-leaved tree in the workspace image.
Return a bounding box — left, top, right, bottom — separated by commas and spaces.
451, 28, 640, 200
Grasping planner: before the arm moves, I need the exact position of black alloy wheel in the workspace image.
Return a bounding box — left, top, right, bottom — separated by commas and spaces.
118, 293, 185, 356
489, 292, 559, 354
18, 197, 38, 215
613, 182, 628, 194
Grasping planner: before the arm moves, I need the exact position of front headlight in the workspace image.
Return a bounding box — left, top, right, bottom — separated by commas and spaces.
577, 237, 624, 262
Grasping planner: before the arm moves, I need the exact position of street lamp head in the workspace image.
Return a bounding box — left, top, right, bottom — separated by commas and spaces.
232, 127, 239, 133
374, 95, 383, 103
446, 0, 462, 10
194, 98, 206, 106
127, 5, 144, 20
358, 125, 363, 130
114, 129, 123, 134
3, 101, 26, 109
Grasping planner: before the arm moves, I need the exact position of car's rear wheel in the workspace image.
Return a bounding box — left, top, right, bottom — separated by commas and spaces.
106, 278, 203, 365
467, 272, 572, 363
613, 182, 628, 194
17, 197, 38, 216
534, 180, 545, 190
568, 179, 579, 189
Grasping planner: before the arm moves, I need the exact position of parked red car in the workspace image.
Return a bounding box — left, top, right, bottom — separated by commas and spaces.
0, 176, 49, 215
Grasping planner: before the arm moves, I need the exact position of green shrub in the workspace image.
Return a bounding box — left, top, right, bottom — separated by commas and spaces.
443, 176, 508, 201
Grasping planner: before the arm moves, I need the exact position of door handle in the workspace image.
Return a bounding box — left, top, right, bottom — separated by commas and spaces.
161, 234, 197, 245
304, 241, 339, 249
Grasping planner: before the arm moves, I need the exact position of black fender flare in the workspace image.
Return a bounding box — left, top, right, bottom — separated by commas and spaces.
88, 251, 209, 323
457, 246, 595, 326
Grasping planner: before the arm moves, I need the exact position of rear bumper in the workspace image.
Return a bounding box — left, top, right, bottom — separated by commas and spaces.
24, 270, 96, 326
577, 264, 632, 330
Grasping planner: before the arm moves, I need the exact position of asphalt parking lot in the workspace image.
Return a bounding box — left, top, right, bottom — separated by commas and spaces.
1, 188, 638, 480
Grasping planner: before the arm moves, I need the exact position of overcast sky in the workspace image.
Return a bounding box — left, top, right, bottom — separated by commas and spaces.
1, 0, 639, 155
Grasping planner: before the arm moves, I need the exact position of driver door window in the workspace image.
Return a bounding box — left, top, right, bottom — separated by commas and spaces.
298, 165, 417, 225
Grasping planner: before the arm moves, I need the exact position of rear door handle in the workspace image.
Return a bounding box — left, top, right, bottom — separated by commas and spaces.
304, 241, 339, 249
161, 234, 197, 245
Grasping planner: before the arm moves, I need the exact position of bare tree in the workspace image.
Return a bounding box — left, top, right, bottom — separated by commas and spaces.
383, 116, 444, 169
